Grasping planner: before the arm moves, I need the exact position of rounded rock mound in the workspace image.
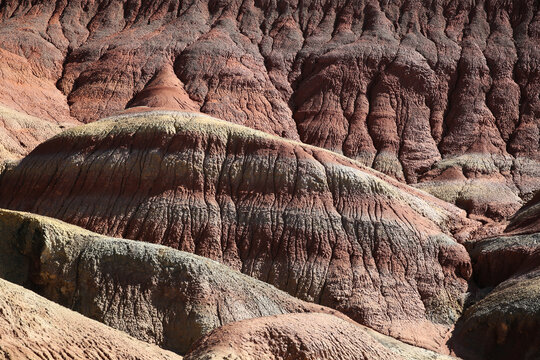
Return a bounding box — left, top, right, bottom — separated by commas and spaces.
0, 208, 344, 355
505, 191, 540, 236
0, 110, 475, 350
0, 278, 181, 360
184, 312, 457, 360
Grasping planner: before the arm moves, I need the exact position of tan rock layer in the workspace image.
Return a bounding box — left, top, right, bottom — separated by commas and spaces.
0, 104, 75, 160
0, 278, 182, 360
0, 111, 475, 351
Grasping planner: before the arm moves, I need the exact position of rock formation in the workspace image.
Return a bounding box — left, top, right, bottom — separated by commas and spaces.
0, 0, 538, 218
184, 313, 457, 360
505, 191, 540, 236
452, 233, 540, 359
0, 208, 348, 355
0, 105, 74, 161
127, 64, 200, 112
448, 196, 540, 359
0, 110, 475, 351
0, 278, 181, 360
0, 0, 539, 358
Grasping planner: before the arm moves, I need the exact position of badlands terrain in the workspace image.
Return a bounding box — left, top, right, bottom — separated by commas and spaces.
0, 0, 539, 359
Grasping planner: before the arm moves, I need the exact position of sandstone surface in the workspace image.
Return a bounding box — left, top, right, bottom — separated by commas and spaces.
184, 312, 457, 360
0, 208, 348, 355
0, 110, 476, 350
0, 278, 182, 360
0, 104, 74, 161
0, 0, 538, 218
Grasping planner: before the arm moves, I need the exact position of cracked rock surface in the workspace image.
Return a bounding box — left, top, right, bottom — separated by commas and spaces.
0, 110, 476, 351
0, 0, 538, 218
0, 278, 182, 360
451, 232, 540, 359
0, 208, 348, 355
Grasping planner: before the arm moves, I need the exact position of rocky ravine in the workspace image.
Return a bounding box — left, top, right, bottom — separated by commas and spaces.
0, 110, 477, 351
0, 208, 458, 359
449, 197, 540, 359
0, 0, 538, 220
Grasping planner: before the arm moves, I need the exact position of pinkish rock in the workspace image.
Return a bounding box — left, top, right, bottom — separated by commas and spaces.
0, 0, 538, 219
0, 110, 476, 351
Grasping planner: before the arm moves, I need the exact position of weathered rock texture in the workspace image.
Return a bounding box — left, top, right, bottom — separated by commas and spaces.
0, 278, 181, 360
0, 208, 349, 355
0, 110, 476, 351
450, 195, 540, 360
452, 268, 540, 360
0, 0, 538, 217
451, 232, 540, 360
184, 313, 457, 360
0, 104, 74, 160
469, 232, 540, 289
505, 191, 540, 236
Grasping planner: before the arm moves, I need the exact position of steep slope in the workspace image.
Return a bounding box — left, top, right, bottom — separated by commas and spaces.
0, 208, 347, 355
184, 313, 457, 360
0, 278, 181, 360
0, 0, 538, 218
0, 110, 476, 350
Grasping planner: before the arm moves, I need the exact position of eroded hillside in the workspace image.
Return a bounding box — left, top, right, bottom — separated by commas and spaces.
0, 0, 538, 219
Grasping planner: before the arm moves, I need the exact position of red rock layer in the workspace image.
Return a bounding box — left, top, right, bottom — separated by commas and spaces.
0, 0, 538, 217
0, 110, 475, 351
184, 312, 453, 360
0, 278, 181, 360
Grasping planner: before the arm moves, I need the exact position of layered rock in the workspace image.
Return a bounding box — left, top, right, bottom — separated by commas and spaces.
452, 263, 540, 360
451, 197, 540, 359
184, 313, 457, 360
0, 104, 75, 161
0, 208, 347, 355
414, 155, 523, 222
469, 232, 540, 288
0, 110, 475, 350
0, 0, 538, 218
0, 278, 181, 360
505, 191, 540, 236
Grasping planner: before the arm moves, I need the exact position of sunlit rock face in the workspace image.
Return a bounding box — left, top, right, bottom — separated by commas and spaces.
0, 0, 538, 217
0, 110, 475, 351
